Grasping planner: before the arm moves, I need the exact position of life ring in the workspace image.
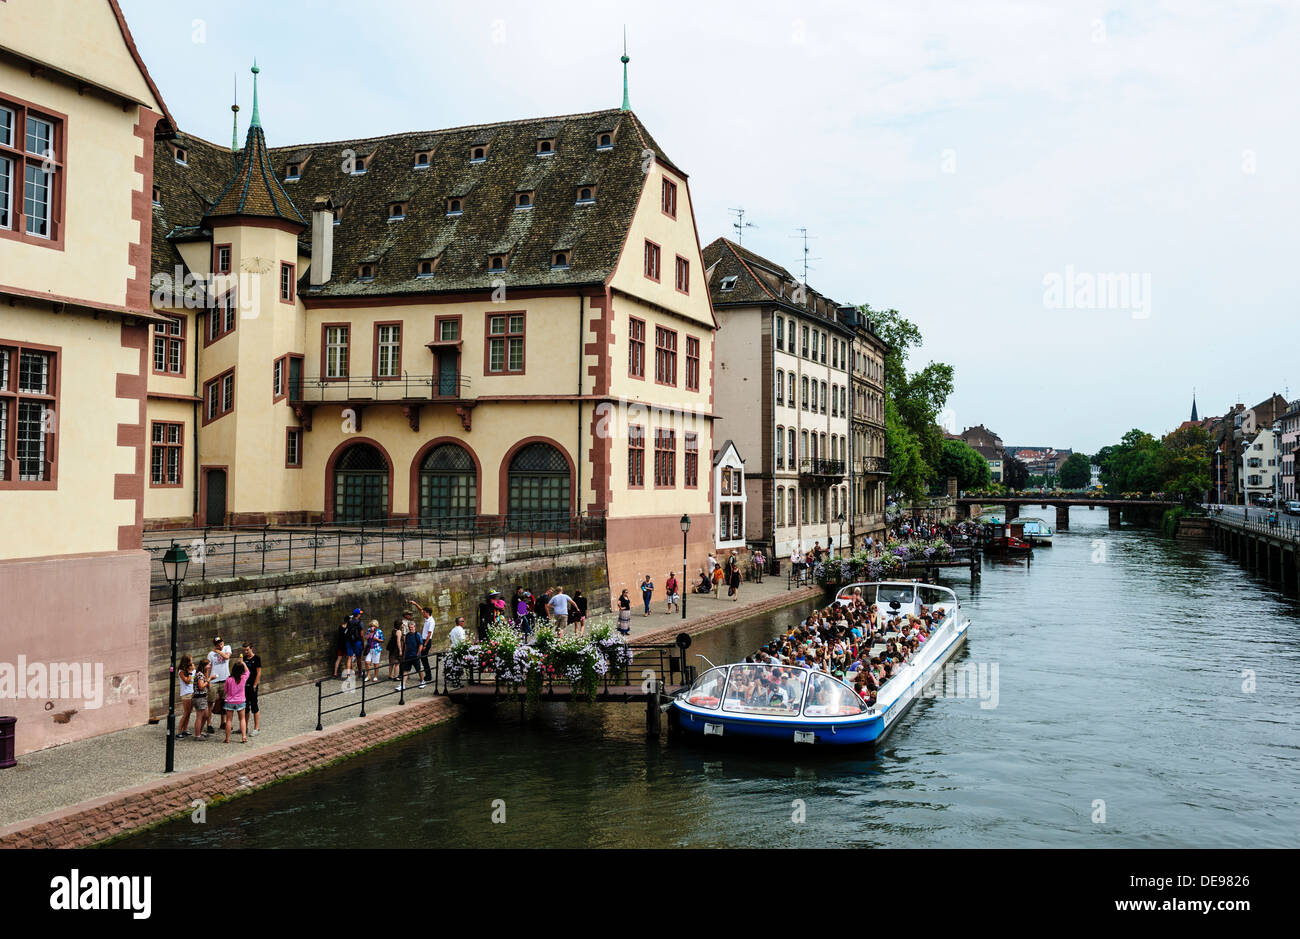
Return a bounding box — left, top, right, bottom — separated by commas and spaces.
687, 695, 719, 707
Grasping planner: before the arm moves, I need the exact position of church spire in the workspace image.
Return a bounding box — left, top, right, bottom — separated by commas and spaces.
1191, 389, 1198, 422
250, 60, 262, 128
620, 29, 631, 112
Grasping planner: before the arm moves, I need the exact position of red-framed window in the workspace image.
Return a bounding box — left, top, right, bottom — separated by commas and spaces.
628, 424, 645, 487
152, 315, 185, 377
628, 317, 645, 379
485, 312, 525, 374
272, 355, 287, 402
214, 243, 232, 275
644, 240, 661, 282
675, 255, 690, 294
322, 324, 350, 379
685, 432, 698, 488
0, 340, 59, 487
654, 428, 676, 487
285, 427, 302, 468
654, 326, 677, 386
206, 289, 236, 345
0, 96, 66, 249
661, 178, 677, 219
374, 322, 402, 378
203, 368, 235, 425
150, 421, 183, 487
280, 262, 295, 303
685, 336, 700, 392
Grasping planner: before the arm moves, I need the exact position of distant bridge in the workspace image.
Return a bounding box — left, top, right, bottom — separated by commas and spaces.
956, 494, 1180, 530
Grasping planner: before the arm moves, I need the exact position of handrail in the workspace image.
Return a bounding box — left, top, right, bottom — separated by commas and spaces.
290, 371, 474, 403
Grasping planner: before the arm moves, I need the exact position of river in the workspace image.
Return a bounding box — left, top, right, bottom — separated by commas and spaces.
119, 508, 1300, 848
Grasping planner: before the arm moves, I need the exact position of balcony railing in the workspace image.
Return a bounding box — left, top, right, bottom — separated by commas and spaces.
800, 458, 845, 478
857, 456, 890, 475
290, 372, 472, 404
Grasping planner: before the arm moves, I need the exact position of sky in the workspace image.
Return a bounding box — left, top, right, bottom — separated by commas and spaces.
119, 0, 1300, 454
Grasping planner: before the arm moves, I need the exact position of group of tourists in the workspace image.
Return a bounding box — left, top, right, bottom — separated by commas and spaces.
175, 637, 262, 744
741, 591, 940, 707
334, 601, 470, 692
502, 585, 589, 637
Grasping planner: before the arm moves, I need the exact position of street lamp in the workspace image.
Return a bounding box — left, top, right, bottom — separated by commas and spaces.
836, 513, 845, 558
680, 514, 691, 620
161, 542, 190, 773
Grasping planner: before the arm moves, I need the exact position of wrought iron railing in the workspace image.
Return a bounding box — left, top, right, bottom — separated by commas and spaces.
289, 372, 472, 403
800, 458, 846, 477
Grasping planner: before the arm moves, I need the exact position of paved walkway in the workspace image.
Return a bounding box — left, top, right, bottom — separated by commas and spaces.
0, 574, 819, 832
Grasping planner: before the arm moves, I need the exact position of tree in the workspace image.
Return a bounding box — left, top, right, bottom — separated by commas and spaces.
1160, 425, 1213, 504
938, 438, 990, 491
1003, 454, 1029, 490
1059, 453, 1092, 488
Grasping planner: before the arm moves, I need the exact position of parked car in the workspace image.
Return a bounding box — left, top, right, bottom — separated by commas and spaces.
1285, 500, 1300, 516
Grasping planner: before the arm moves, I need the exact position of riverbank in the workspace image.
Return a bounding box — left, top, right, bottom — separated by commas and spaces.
0, 576, 824, 848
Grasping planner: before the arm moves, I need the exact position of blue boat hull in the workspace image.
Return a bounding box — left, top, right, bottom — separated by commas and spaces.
670, 706, 884, 746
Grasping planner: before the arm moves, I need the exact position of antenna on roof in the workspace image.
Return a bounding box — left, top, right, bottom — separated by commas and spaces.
728, 207, 757, 245
231, 74, 240, 152
789, 227, 822, 284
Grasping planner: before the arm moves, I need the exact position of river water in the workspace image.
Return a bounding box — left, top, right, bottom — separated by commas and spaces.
120, 508, 1299, 848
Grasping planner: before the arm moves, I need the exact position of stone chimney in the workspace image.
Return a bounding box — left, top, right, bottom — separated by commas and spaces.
310, 196, 334, 286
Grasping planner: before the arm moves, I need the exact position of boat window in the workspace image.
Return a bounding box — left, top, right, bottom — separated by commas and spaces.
721, 664, 806, 716
918, 585, 952, 609
684, 667, 728, 710
802, 672, 868, 717
875, 585, 915, 608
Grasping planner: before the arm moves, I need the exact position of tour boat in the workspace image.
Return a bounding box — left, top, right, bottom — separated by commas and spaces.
985, 521, 1032, 554
669, 582, 971, 748
1014, 516, 1054, 546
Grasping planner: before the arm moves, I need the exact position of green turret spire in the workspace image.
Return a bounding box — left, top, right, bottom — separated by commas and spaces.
620, 30, 630, 111
250, 60, 261, 128
230, 74, 240, 152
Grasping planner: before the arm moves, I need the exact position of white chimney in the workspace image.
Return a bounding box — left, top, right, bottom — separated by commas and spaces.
311, 196, 333, 286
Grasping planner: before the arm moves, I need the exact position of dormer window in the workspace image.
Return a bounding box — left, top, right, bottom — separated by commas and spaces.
358, 264, 376, 281
470, 146, 487, 163
417, 259, 437, 279
514, 191, 534, 210
720, 275, 738, 292
173, 146, 188, 165
551, 252, 570, 270
352, 156, 367, 175
389, 202, 407, 220
152, 186, 162, 206
575, 186, 595, 205
332, 206, 342, 226
446, 198, 463, 216
596, 133, 613, 150
488, 253, 508, 272
536, 138, 556, 156
414, 151, 431, 169
285, 163, 300, 180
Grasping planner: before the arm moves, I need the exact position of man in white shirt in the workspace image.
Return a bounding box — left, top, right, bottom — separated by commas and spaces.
447, 616, 467, 647
548, 588, 573, 632
207, 637, 231, 733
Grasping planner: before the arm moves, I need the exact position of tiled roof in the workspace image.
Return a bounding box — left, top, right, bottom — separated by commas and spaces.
206, 123, 307, 226
150, 131, 235, 279
151, 108, 681, 299
702, 237, 850, 328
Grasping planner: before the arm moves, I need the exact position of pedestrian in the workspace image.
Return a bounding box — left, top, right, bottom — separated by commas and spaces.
572, 589, 588, 635
399, 621, 423, 690
664, 572, 679, 613
343, 608, 365, 684
728, 556, 741, 601
207, 636, 231, 734
640, 574, 654, 616
712, 562, 725, 597
707, 553, 718, 578
363, 620, 383, 683
191, 660, 211, 740
175, 654, 195, 739
241, 642, 262, 736
223, 660, 250, 744
549, 586, 573, 633
752, 549, 764, 584
790, 545, 802, 582
415, 605, 436, 682
617, 588, 632, 635
387, 619, 403, 680
332, 618, 348, 678
448, 615, 468, 647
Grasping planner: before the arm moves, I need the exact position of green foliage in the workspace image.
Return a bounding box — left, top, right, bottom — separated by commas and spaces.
1003, 454, 1029, 490
1095, 426, 1212, 505
938, 438, 990, 490
1059, 452, 1092, 488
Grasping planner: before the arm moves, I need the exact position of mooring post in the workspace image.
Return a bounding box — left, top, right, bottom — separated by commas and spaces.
646, 680, 662, 737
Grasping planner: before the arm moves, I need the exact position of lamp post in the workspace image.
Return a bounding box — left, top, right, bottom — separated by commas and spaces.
837, 513, 845, 559
161, 542, 190, 773
680, 514, 691, 620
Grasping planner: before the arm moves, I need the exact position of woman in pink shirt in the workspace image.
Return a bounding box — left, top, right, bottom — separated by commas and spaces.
223, 660, 250, 743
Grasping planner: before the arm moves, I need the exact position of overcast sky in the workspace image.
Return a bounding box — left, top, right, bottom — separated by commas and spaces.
120, 0, 1299, 453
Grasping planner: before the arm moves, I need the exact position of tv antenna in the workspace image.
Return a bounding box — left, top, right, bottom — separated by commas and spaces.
789, 227, 822, 283
728, 207, 757, 245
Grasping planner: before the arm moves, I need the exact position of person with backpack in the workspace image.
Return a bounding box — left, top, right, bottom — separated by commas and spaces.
343, 609, 365, 687
398, 621, 424, 691
386, 618, 403, 680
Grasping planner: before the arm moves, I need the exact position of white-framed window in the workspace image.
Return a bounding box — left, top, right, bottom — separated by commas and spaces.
325, 326, 349, 378
376, 324, 401, 378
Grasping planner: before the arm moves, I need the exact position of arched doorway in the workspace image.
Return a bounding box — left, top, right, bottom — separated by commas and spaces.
506, 441, 570, 531
418, 443, 477, 529
333, 443, 388, 523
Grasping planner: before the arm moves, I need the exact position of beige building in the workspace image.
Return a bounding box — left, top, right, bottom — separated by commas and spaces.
842, 307, 888, 546
145, 68, 718, 601
0, 0, 173, 753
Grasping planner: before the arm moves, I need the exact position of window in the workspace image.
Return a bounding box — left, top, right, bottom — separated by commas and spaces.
418, 260, 436, 278
214, 244, 232, 274
151, 186, 161, 206
801, 431, 808, 462
654, 428, 676, 487
628, 424, 644, 487
576, 186, 595, 204
332, 206, 342, 225
389, 202, 406, 220
685, 336, 700, 391
775, 369, 784, 405
203, 369, 235, 425
820, 332, 827, 364
324, 325, 349, 379
719, 275, 738, 291
280, 262, 295, 303
831, 383, 838, 417
150, 422, 183, 487
788, 373, 795, 408
152, 315, 185, 376
515, 191, 534, 209
661, 178, 677, 218
820, 381, 827, 414
0, 343, 58, 485
438, 318, 460, 342
801, 325, 809, 358
629, 318, 645, 379
551, 251, 570, 269
776, 486, 785, 526
446, 198, 462, 216
840, 386, 846, 416
470, 146, 487, 163
801, 376, 809, 411
775, 317, 784, 351
486, 313, 525, 374
207, 289, 236, 345
174, 146, 188, 165
644, 240, 661, 281
675, 255, 690, 293
655, 326, 677, 385
536, 139, 556, 156
414, 151, 431, 168
488, 253, 508, 271
352, 156, 367, 175
776, 427, 784, 469
597, 133, 613, 150
358, 264, 375, 281
685, 433, 698, 487
286, 427, 302, 468
285, 163, 300, 180
788, 488, 796, 526
375, 323, 401, 378
273, 356, 285, 401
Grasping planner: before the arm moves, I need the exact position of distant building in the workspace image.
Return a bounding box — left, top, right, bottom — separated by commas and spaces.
958, 425, 1004, 482
1278, 400, 1298, 502
1240, 428, 1279, 503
